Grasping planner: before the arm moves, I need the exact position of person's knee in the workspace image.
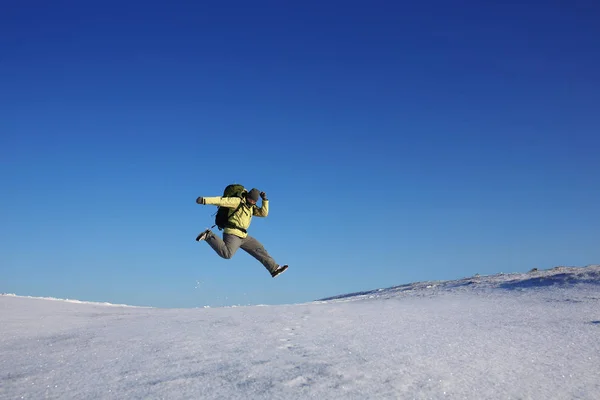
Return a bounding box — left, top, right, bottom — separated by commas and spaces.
221, 247, 236, 259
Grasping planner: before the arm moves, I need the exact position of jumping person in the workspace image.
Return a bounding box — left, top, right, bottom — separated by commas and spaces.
195, 187, 288, 278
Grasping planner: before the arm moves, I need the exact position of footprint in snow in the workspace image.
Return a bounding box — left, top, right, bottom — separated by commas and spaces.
284, 376, 310, 387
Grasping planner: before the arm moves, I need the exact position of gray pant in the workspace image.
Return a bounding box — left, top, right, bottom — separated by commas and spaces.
205, 232, 278, 273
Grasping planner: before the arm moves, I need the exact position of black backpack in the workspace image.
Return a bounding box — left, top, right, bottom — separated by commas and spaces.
214, 184, 247, 231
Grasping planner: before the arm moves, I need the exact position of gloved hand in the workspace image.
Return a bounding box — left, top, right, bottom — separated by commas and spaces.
260, 191, 268, 201
196, 197, 205, 204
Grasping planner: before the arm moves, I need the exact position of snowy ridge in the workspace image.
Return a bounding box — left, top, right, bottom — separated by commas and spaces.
0, 293, 152, 308
3, 265, 599, 308
318, 264, 600, 302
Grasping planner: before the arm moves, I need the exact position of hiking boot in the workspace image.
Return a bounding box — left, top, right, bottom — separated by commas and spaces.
195, 229, 212, 242
271, 265, 289, 278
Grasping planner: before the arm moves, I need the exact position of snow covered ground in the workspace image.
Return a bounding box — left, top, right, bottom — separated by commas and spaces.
1, 266, 599, 399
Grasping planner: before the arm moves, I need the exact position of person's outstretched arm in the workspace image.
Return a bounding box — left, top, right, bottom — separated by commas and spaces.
196, 196, 242, 208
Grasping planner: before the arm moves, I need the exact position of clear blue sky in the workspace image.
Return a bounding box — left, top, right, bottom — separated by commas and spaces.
2, 1, 599, 308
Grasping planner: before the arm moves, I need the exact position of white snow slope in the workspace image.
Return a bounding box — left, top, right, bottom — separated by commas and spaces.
1, 266, 599, 399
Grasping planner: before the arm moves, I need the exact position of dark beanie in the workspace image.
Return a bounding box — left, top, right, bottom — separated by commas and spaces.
248, 188, 260, 202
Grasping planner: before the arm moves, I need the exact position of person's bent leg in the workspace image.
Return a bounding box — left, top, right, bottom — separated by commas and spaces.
206, 233, 242, 259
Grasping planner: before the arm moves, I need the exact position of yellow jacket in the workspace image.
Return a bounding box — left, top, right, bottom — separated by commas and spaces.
203, 196, 268, 238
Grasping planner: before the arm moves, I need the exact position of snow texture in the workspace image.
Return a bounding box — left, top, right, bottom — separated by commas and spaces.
1, 265, 599, 399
